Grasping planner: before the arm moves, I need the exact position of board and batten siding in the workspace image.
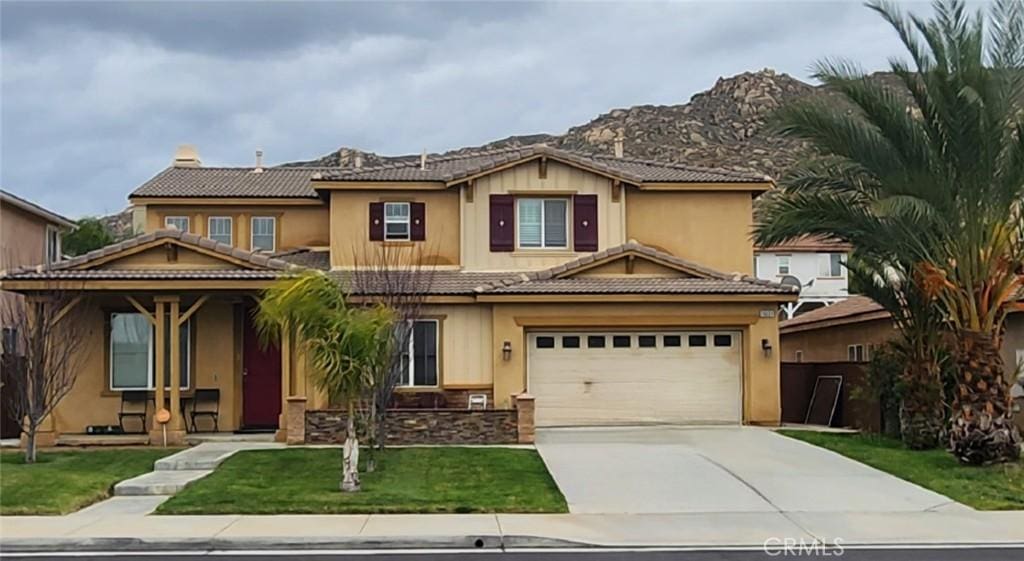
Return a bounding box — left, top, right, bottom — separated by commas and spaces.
426, 304, 494, 387
462, 160, 626, 271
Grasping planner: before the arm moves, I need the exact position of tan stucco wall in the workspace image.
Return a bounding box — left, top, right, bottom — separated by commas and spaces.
46, 296, 243, 435
425, 304, 493, 387
329, 190, 461, 268
144, 204, 329, 252
625, 190, 755, 274
462, 160, 626, 271
98, 246, 241, 270
1, 203, 49, 271
780, 318, 895, 363
488, 300, 782, 425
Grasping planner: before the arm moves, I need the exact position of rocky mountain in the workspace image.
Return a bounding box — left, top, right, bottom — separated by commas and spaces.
285, 69, 822, 178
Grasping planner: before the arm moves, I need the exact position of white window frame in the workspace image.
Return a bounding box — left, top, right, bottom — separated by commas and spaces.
45, 225, 61, 265
108, 313, 192, 391
250, 216, 276, 253
818, 253, 844, 278
164, 216, 190, 232
402, 319, 439, 388
847, 344, 865, 362
776, 255, 791, 276
516, 197, 569, 250
207, 216, 233, 246
383, 202, 411, 242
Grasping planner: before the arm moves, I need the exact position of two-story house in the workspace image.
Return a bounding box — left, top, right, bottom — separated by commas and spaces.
0, 144, 797, 446
1, 189, 76, 438
755, 236, 852, 319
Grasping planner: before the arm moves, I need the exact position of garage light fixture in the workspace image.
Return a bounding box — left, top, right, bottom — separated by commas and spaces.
761, 338, 773, 357
502, 340, 512, 361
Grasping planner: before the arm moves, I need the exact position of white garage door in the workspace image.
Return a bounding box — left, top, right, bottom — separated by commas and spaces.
528, 331, 742, 427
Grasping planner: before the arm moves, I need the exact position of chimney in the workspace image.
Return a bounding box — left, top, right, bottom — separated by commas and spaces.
420, 149, 427, 170
613, 132, 624, 158
172, 144, 201, 168
253, 149, 264, 173
354, 153, 363, 169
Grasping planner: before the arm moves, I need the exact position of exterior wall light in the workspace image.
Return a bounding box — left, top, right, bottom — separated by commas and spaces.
761, 338, 773, 357
502, 340, 512, 361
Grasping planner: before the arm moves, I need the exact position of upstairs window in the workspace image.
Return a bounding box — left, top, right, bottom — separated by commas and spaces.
384, 202, 411, 241
819, 253, 844, 278
45, 226, 61, 265
518, 198, 568, 249
251, 216, 276, 252
208, 216, 233, 246
164, 216, 190, 232
776, 255, 791, 275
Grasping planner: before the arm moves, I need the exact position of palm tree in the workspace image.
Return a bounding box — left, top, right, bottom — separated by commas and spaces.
754, 0, 1023, 464
256, 271, 395, 490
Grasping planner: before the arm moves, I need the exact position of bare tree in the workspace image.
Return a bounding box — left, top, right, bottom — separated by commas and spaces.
344, 242, 436, 469
1, 290, 89, 463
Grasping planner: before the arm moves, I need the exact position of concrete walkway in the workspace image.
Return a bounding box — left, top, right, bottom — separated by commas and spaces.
113, 441, 283, 497
535, 426, 956, 514
2, 510, 1022, 551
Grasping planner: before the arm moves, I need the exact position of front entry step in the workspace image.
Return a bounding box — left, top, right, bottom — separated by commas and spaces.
113, 470, 211, 496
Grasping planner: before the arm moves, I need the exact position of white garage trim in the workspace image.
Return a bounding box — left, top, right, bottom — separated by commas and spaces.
527, 330, 743, 427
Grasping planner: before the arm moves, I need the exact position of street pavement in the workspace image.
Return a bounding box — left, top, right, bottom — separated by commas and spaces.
3, 548, 1024, 560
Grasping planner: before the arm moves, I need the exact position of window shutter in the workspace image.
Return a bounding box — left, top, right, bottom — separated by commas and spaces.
490, 195, 514, 252
369, 202, 384, 241
410, 202, 426, 241
573, 194, 598, 252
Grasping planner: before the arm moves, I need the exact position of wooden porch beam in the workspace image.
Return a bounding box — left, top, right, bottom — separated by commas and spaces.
51, 296, 84, 325
177, 295, 210, 326
124, 296, 156, 325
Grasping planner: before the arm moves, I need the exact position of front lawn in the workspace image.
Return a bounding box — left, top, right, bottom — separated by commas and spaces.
0, 448, 175, 515
779, 430, 1024, 510
158, 447, 567, 514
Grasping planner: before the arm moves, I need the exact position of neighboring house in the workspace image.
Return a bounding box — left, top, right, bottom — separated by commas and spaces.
0, 144, 797, 446
0, 189, 76, 438
779, 294, 1024, 377
755, 236, 852, 320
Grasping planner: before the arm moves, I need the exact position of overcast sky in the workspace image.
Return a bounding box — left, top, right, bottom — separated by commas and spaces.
1, 0, 927, 218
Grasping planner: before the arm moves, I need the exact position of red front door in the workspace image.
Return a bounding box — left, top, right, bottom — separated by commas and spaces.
242, 309, 282, 428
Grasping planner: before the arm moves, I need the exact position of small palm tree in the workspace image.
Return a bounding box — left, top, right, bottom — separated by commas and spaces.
755, 0, 1023, 463
256, 271, 395, 491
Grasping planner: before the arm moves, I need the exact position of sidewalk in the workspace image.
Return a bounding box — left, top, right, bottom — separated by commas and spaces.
2, 507, 1023, 552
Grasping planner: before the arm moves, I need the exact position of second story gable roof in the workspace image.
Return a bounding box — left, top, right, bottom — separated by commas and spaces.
130, 167, 334, 200
0, 189, 76, 228
313, 145, 770, 186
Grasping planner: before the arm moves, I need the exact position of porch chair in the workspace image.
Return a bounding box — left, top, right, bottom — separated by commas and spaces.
189, 388, 220, 433
118, 391, 149, 434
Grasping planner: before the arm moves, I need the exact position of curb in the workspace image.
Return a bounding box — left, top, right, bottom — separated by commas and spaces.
0, 534, 589, 553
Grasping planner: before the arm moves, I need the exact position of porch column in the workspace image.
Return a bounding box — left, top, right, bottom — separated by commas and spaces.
275, 325, 292, 442
149, 300, 167, 440
167, 298, 186, 442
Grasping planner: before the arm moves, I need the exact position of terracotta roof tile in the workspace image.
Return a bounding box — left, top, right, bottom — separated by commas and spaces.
779, 296, 889, 331
130, 167, 334, 199
757, 235, 853, 253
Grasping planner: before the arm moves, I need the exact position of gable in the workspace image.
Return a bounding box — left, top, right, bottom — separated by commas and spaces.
473, 159, 614, 196
96, 244, 247, 270
556, 247, 718, 280
571, 255, 697, 278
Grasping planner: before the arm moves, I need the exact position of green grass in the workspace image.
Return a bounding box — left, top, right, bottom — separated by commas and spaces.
0, 449, 176, 515
779, 430, 1024, 510
158, 447, 568, 514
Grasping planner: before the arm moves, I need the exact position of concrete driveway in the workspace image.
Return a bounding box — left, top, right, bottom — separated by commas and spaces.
535, 426, 958, 514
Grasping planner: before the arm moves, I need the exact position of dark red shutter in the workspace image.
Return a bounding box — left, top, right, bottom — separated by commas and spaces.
573, 194, 598, 251
369, 202, 384, 241
490, 195, 515, 252
410, 202, 426, 241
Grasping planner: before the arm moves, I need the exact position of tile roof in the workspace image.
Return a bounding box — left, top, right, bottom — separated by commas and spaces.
314, 145, 769, 185
130, 167, 333, 199
1, 229, 295, 280
329, 270, 521, 296
758, 235, 853, 253
779, 296, 890, 332
272, 248, 331, 270
482, 277, 798, 295
2, 269, 284, 280
0, 189, 76, 228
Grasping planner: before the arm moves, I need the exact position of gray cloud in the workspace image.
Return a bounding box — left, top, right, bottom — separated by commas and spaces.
2, 1, 918, 217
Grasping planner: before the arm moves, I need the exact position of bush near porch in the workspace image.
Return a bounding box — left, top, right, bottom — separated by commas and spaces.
0, 449, 177, 515
157, 447, 567, 514
779, 430, 1024, 510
